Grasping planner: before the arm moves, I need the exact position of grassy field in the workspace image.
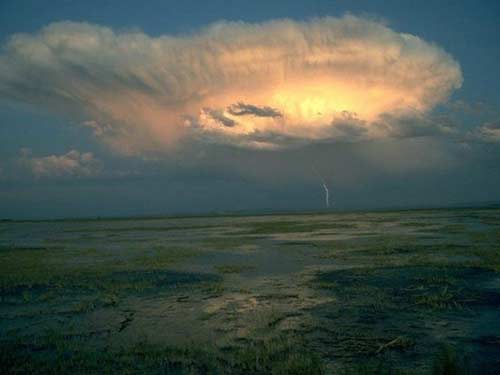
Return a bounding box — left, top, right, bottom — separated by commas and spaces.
1, 208, 500, 374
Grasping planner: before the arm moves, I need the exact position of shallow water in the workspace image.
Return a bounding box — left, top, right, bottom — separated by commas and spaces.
1, 207, 500, 373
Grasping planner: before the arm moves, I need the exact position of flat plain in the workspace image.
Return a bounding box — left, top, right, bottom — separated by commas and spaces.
1, 208, 500, 374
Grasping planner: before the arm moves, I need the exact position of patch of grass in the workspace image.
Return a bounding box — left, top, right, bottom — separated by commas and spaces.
313, 280, 339, 290
202, 282, 225, 296
71, 299, 98, 314
367, 289, 393, 313
68, 292, 120, 314
229, 335, 325, 374
0, 245, 50, 252
310, 266, 490, 315
340, 361, 417, 375
468, 244, 500, 272
440, 224, 467, 233
0, 333, 325, 375
199, 311, 218, 321
236, 220, 355, 235
63, 224, 216, 234
376, 336, 414, 354
215, 264, 256, 274
203, 236, 259, 250
0, 244, 203, 300
432, 345, 472, 375
400, 222, 434, 228
414, 288, 462, 310
133, 246, 200, 269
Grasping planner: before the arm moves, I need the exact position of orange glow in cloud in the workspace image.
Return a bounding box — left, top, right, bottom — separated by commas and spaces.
0, 16, 462, 153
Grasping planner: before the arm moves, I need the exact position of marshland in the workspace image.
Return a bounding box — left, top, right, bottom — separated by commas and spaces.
1, 207, 499, 374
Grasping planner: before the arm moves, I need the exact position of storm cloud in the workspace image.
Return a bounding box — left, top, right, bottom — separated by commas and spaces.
0, 15, 462, 154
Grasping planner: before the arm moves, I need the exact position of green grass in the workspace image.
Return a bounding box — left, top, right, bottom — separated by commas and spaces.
215, 264, 256, 274
0, 245, 202, 293
431, 345, 472, 375
202, 235, 262, 251
0, 333, 325, 375
413, 286, 462, 310
340, 362, 418, 375
235, 220, 356, 235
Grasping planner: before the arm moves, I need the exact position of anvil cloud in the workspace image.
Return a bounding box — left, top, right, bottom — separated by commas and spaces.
0, 15, 462, 153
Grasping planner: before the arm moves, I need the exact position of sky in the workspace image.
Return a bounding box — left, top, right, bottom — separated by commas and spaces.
0, 0, 499, 219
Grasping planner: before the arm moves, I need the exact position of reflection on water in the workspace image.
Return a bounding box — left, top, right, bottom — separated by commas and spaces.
1, 207, 500, 373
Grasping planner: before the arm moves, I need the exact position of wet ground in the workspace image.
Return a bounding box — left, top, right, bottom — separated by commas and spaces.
1, 207, 499, 374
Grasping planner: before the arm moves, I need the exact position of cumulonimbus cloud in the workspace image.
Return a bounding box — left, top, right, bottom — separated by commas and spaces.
0, 15, 462, 153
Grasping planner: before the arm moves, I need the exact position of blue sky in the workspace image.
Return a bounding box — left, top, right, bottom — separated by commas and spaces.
0, 0, 499, 218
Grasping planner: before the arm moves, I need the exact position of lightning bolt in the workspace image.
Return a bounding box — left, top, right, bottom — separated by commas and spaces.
312, 166, 331, 209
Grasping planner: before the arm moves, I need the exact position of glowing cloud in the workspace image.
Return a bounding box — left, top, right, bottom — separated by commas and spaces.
0, 16, 462, 153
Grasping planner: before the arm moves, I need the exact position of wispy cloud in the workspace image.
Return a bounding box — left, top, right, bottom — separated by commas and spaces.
472, 120, 500, 143
0, 15, 462, 153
